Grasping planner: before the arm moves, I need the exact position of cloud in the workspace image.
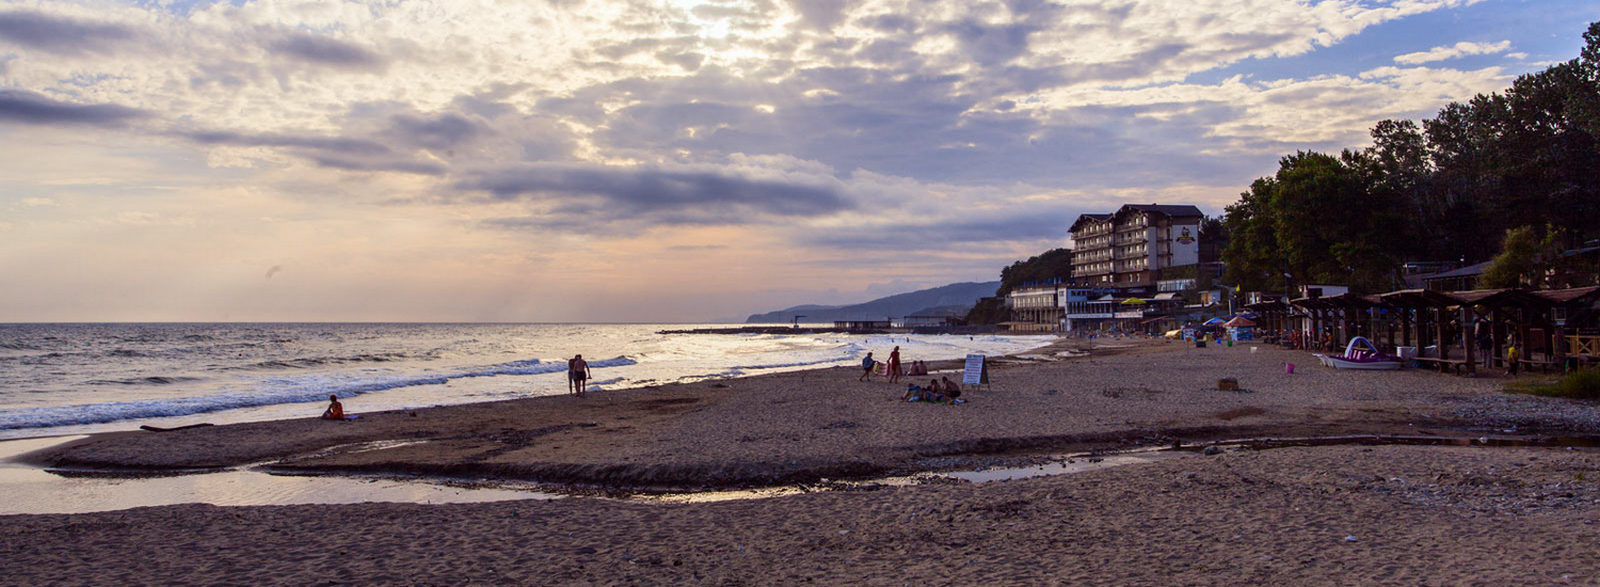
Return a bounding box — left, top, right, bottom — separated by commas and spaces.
787, 0, 857, 30
308, 154, 447, 176
460, 163, 854, 223
0, 10, 139, 56
798, 204, 1088, 251
384, 112, 488, 152
267, 31, 390, 72
0, 90, 147, 127
184, 129, 393, 156
1394, 40, 1512, 64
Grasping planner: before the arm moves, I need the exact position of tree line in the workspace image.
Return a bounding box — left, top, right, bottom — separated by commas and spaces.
1224, 22, 1600, 294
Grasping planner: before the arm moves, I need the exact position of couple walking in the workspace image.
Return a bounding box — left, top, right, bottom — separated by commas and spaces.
568, 354, 591, 395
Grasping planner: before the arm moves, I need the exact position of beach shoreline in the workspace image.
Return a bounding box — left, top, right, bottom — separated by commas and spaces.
8, 337, 1600, 584
18, 337, 1592, 492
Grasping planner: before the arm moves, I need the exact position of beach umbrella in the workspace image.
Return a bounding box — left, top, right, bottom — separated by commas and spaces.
1224, 317, 1257, 327
1203, 317, 1226, 325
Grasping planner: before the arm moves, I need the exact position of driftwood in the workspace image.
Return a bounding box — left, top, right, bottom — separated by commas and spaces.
139, 423, 215, 432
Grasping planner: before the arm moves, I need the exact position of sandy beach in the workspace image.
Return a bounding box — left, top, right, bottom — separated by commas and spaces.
6, 338, 1600, 585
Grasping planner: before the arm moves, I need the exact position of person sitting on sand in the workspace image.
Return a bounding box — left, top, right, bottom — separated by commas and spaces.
908, 379, 949, 403
859, 352, 876, 382
568, 354, 591, 395
321, 395, 344, 420
940, 376, 962, 400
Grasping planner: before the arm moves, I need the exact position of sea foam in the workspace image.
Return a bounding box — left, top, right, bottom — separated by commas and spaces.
0, 355, 639, 430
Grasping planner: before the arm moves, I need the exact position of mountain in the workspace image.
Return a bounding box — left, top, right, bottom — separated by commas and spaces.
745, 281, 1000, 323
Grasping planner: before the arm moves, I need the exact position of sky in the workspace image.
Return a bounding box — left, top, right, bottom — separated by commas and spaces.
0, 0, 1592, 322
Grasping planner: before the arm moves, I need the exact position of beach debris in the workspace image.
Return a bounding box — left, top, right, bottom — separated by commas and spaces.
1285, 363, 1295, 374
1344, 536, 1358, 542
138, 423, 214, 432
1204, 446, 1224, 456
1217, 378, 1240, 391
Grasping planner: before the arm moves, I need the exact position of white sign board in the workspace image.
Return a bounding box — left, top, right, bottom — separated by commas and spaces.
962, 354, 987, 386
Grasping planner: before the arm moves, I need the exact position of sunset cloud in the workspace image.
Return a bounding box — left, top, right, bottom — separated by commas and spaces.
0, 0, 1585, 321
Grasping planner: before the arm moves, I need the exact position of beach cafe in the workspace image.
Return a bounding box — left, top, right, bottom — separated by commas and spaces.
1243, 286, 1600, 375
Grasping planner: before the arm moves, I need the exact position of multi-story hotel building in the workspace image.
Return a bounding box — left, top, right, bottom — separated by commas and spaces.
1068, 204, 1203, 290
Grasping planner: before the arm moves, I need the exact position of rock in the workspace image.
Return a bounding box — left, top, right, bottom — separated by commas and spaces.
1204, 446, 1224, 456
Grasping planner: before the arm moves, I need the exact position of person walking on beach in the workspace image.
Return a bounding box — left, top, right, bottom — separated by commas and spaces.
568, 354, 591, 395
888, 346, 902, 384
858, 352, 876, 381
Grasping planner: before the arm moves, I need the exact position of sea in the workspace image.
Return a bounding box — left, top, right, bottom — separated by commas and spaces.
0, 323, 1055, 441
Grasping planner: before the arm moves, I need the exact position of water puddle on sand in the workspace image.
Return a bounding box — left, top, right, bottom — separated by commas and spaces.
10, 433, 1599, 514
644, 451, 1192, 504
942, 451, 1188, 482
0, 436, 560, 515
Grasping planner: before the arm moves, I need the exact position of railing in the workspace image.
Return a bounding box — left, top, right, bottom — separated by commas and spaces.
1570, 335, 1600, 357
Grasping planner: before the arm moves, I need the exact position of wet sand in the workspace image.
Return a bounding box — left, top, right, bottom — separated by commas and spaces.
7, 338, 1600, 584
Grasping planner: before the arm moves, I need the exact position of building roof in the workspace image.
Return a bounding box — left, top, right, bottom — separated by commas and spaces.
1116, 204, 1204, 219
1068, 213, 1113, 233
1420, 261, 1492, 281
1533, 286, 1600, 304
1069, 204, 1204, 234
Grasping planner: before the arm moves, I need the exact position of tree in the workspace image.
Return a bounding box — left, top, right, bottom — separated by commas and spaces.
1479, 225, 1563, 289
1224, 21, 1600, 286
996, 248, 1073, 296
1222, 178, 1285, 292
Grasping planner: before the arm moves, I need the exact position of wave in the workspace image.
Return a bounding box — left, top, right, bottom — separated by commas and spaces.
727, 357, 847, 370
86, 376, 205, 386
242, 352, 416, 370
0, 355, 640, 431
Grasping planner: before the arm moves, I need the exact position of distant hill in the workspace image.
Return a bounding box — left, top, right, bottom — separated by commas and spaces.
745, 281, 1000, 324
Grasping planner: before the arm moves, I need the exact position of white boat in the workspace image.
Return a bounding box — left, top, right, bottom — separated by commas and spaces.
1315, 337, 1405, 370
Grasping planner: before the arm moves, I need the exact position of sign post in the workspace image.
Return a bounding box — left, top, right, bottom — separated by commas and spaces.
961, 354, 988, 391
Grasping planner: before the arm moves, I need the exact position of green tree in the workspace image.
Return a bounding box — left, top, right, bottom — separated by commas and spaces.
1479, 225, 1563, 289
1222, 152, 1405, 294
963, 248, 1073, 325
996, 248, 1073, 296
1222, 178, 1284, 291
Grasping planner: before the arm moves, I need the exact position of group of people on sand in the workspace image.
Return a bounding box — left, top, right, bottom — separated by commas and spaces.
903, 376, 963, 404
857, 346, 965, 405
859, 346, 930, 383
859, 346, 905, 382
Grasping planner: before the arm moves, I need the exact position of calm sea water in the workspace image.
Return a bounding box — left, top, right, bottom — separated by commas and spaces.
0, 323, 1053, 440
